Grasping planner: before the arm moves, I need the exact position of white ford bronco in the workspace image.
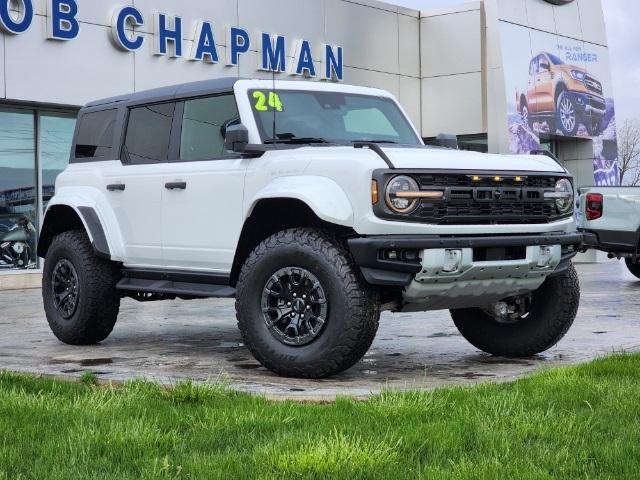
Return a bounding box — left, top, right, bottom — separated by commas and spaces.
39, 78, 583, 378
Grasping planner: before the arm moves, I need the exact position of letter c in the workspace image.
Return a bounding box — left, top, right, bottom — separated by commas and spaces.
111, 6, 144, 51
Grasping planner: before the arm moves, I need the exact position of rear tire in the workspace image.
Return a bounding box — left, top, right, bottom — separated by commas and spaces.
451, 264, 580, 357
235, 228, 380, 379
43, 230, 121, 345
521, 104, 533, 131
625, 258, 640, 279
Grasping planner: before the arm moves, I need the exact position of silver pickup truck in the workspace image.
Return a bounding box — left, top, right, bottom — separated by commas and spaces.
578, 187, 640, 277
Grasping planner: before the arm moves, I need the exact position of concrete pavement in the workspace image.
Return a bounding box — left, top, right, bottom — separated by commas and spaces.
0, 261, 638, 400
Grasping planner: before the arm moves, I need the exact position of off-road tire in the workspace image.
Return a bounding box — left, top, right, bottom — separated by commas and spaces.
43, 230, 121, 345
521, 104, 534, 131
625, 258, 640, 279
557, 91, 579, 136
450, 264, 580, 357
235, 228, 380, 379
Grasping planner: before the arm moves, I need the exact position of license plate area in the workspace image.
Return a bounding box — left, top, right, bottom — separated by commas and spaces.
473, 246, 527, 262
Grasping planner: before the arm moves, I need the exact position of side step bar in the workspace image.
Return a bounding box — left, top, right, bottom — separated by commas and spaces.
116, 268, 236, 299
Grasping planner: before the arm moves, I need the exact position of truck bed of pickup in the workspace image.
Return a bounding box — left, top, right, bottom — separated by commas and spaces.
578, 186, 640, 257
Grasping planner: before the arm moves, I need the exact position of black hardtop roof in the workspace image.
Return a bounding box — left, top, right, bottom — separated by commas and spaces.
84, 77, 241, 109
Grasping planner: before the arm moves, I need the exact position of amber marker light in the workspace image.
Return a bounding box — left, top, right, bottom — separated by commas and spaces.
515, 176, 524, 182
471, 176, 481, 182
493, 176, 502, 182
371, 180, 379, 204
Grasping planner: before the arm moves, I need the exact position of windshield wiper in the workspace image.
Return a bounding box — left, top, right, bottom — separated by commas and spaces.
352, 140, 397, 144
264, 133, 329, 145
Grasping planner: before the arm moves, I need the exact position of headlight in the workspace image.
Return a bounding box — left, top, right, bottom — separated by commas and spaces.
570, 70, 586, 82
385, 175, 420, 213
554, 179, 574, 213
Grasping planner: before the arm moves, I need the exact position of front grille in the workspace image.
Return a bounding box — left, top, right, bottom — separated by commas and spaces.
374, 172, 570, 225
585, 75, 603, 95
416, 198, 557, 225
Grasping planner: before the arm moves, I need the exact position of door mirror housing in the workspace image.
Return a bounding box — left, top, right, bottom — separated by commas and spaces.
224, 124, 249, 153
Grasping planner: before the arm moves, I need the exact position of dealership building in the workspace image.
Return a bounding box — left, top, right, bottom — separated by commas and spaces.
0, 0, 617, 285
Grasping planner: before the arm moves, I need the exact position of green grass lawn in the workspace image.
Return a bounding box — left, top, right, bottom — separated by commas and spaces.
1, 354, 639, 480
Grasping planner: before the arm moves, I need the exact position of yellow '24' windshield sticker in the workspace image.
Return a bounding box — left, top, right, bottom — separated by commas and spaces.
253, 91, 284, 112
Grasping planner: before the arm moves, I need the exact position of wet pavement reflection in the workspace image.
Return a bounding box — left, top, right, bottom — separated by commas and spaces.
1, 261, 639, 400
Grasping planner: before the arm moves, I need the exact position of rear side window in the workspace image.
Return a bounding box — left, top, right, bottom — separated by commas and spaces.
124, 103, 175, 164
74, 109, 117, 160
180, 95, 240, 161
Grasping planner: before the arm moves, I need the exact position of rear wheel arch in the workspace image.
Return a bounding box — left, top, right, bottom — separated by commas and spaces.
230, 198, 356, 287
38, 205, 85, 258
38, 205, 110, 260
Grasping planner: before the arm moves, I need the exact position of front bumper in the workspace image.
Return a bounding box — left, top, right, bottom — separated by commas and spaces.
348, 232, 583, 287
569, 92, 606, 119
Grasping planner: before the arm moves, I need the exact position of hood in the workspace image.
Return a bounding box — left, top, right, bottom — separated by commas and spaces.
343, 146, 566, 173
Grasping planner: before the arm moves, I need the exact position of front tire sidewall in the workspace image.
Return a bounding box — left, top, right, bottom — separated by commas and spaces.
236, 230, 379, 378
557, 92, 579, 136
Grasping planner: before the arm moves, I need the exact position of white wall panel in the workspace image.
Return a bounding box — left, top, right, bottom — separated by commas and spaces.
4, 18, 134, 106
238, 51, 322, 81
496, 0, 527, 25
577, 0, 607, 46
133, 0, 238, 46
525, 0, 555, 34
553, 1, 583, 40
326, 0, 399, 75
342, 67, 400, 98
134, 36, 235, 91
399, 75, 421, 131
422, 72, 483, 137
399, 14, 420, 78
420, 9, 481, 78
238, 0, 327, 50
33, 0, 132, 27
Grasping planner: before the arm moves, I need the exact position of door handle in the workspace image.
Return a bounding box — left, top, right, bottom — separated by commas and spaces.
107, 184, 126, 192
165, 182, 187, 190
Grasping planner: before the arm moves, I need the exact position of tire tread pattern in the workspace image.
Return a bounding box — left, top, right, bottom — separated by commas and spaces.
235, 228, 379, 379
43, 230, 121, 345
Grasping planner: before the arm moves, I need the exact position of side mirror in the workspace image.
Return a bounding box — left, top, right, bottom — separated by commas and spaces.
436, 133, 458, 150
224, 124, 249, 153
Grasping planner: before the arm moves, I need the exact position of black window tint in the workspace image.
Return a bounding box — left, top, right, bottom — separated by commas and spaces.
180, 95, 240, 161
124, 103, 175, 164
74, 109, 117, 160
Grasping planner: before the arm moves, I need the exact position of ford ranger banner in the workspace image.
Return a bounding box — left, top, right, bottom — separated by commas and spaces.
500, 22, 619, 186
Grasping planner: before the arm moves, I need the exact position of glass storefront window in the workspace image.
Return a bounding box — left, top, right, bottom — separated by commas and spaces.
0, 108, 37, 270
0, 107, 77, 272
41, 112, 77, 209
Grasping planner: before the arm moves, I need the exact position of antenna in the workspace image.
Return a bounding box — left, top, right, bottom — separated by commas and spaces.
272, 61, 278, 147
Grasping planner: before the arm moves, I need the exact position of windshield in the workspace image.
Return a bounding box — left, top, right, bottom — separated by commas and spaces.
547, 53, 564, 65
248, 89, 421, 145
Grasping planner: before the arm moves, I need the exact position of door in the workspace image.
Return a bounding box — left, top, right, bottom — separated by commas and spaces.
161, 94, 248, 273
535, 54, 555, 113
101, 103, 176, 267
